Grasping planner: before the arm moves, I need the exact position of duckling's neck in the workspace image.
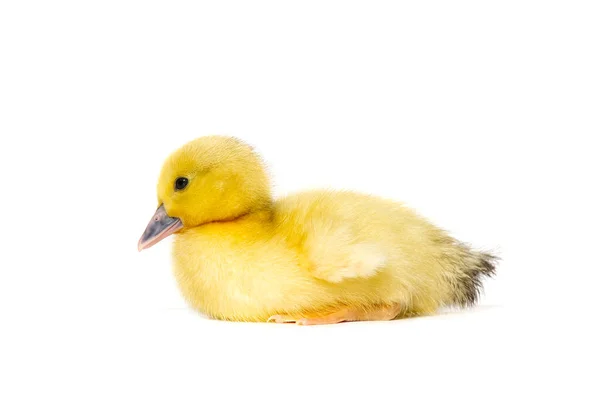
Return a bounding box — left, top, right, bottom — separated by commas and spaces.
182, 205, 275, 238
229, 206, 274, 226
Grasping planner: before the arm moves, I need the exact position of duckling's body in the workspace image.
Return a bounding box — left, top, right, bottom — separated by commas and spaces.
139, 136, 496, 324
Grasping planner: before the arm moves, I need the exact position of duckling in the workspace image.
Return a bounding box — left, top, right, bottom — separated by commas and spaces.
138, 136, 497, 324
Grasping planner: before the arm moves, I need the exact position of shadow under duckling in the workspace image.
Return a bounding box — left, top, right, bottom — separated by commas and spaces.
138, 136, 497, 325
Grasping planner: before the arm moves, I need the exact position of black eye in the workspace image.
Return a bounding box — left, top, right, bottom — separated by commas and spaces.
174, 177, 189, 191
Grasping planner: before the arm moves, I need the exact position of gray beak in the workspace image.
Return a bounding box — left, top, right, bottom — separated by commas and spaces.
138, 204, 183, 251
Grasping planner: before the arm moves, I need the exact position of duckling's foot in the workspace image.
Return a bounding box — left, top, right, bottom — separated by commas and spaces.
267, 315, 298, 324
267, 304, 402, 325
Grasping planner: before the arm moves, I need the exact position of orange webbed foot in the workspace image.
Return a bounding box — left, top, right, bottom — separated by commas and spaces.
267, 304, 402, 325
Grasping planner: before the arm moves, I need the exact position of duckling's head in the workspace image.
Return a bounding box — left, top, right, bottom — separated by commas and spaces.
138, 135, 271, 251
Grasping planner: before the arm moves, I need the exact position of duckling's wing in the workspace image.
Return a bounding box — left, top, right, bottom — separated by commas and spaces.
303, 223, 387, 283
275, 190, 392, 283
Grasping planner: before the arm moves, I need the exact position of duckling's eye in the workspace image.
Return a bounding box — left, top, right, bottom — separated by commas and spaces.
174, 177, 189, 191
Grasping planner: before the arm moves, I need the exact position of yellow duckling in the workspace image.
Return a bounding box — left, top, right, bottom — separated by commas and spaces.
138, 136, 497, 324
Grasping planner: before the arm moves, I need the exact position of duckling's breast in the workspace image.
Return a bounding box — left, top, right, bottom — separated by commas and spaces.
171, 228, 329, 322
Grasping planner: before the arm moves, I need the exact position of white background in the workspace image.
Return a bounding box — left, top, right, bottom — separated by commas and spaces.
1, 1, 598, 399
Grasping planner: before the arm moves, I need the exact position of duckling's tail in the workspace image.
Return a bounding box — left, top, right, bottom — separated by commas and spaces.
447, 246, 498, 307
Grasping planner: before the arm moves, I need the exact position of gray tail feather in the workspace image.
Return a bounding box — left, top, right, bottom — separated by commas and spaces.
451, 250, 498, 307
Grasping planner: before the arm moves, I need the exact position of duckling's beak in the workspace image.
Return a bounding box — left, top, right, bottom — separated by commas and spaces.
138, 204, 183, 251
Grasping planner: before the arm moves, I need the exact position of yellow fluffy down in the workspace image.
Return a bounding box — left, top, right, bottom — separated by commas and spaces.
154, 136, 496, 322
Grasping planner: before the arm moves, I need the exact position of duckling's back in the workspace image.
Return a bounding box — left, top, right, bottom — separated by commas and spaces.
273, 189, 497, 316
